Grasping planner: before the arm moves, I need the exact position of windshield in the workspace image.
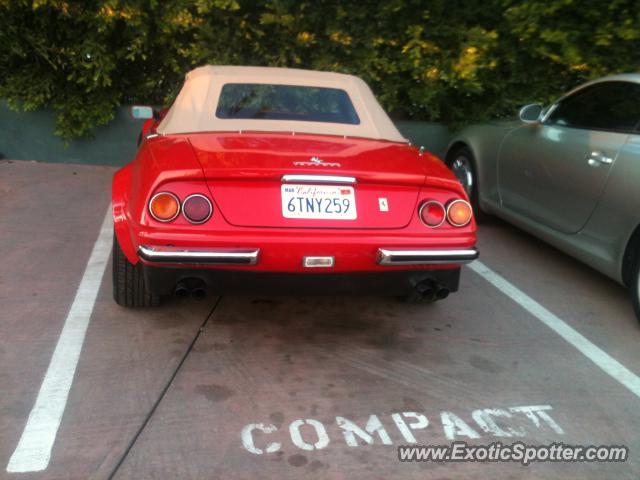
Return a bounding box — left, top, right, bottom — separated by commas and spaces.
215, 83, 360, 125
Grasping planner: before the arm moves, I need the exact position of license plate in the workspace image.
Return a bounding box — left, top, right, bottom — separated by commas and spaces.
281, 184, 357, 220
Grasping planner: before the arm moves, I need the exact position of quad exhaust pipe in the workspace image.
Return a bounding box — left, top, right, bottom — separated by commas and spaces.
415, 279, 450, 301
174, 279, 207, 300
192, 286, 207, 301
174, 281, 190, 299
435, 287, 450, 300
176, 277, 447, 302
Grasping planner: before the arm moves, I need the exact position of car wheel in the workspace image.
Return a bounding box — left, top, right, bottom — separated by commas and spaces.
632, 257, 640, 322
112, 232, 160, 307
446, 146, 485, 220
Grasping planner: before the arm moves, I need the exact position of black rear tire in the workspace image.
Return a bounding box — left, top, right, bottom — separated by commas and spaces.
631, 257, 640, 323
446, 146, 486, 221
112, 232, 160, 307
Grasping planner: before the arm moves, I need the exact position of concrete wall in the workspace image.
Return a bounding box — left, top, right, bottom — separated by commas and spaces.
0, 103, 140, 166
0, 103, 451, 166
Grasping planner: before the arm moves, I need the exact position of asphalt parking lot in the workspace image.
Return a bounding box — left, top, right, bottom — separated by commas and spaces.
1, 159, 639, 479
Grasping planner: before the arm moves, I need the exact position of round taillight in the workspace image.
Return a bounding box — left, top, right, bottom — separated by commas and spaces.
149, 192, 180, 222
419, 200, 446, 228
182, 194, 212, 224
447, 199, 473, 227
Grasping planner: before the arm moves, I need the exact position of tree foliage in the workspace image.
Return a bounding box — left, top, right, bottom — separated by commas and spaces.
1, 0, 639, 141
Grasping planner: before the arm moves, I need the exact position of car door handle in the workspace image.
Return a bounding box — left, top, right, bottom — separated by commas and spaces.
586, 151, 613, 166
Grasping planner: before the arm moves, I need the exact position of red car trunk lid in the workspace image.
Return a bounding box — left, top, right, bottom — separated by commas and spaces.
188, 133, 433, 229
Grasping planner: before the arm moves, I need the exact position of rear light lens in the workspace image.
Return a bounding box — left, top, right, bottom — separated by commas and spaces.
447, 199, 473, 227
419, 200, 446, 227
149, 192, 180, 222
182, 194, 213, 224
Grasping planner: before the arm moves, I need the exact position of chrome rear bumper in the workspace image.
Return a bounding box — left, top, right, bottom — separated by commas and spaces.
138, 245, 477, 267
377, 248, 478, 266
138, 245, 259, 265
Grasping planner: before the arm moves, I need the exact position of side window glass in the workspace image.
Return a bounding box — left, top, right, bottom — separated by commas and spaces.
547, 81, 640, 132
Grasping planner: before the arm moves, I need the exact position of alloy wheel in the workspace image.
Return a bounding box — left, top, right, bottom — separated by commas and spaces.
451, 155, 474, 197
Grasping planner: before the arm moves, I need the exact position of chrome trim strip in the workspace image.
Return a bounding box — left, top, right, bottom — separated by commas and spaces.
281, 174, 357, 184
377, 248, 479, 265
138, 245, 259, 265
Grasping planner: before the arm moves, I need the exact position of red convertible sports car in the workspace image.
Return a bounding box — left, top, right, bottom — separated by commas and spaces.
112, 66, 478, 307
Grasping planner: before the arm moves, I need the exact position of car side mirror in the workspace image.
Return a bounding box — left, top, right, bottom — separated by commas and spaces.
519, 104, 544, 124
130, 105, 158, 120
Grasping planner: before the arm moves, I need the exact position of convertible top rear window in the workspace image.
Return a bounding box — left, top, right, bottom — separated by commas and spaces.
215, 83, 360, 125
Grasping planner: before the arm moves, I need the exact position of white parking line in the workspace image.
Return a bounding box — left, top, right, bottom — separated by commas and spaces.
468, 260, 640, 399
7, 207, 113, 473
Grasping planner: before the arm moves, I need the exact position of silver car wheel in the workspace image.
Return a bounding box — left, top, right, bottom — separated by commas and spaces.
451, 156, 474, 196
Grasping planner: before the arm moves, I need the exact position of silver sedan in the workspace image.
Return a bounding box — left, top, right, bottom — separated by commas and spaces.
445, 74, 640, 321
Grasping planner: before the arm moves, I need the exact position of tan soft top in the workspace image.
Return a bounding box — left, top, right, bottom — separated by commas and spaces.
157, 66, 407, 143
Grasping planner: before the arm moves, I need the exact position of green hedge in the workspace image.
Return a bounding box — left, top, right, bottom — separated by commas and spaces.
1, 0, 639, 142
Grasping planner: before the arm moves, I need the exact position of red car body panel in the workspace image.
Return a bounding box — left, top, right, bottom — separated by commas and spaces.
113, 131, 476, 276
191, 133, 452, 229
113, 129, 476, 282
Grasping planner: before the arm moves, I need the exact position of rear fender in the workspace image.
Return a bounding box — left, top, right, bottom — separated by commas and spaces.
112, 137, 205, 264
112, 164, 138, 263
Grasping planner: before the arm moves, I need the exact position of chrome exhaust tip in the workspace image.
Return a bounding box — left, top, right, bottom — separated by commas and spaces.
174, 282, 190, 299
435, 287, 450, 300
192, 288, 207, 301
